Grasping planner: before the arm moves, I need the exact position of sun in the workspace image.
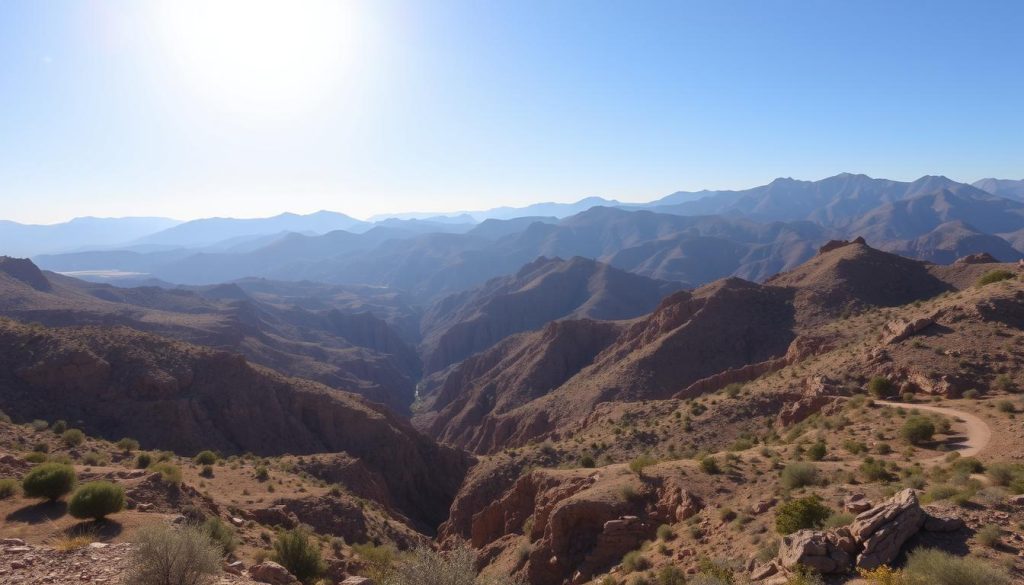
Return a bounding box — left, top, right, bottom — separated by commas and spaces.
157, 0, 355, 115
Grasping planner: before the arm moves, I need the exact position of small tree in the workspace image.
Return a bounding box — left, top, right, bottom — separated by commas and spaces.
61, 428, 85, 447
867, 377, 892, 398
901, 416, 935, 445
273, 528, 325, 584
22, 463, 76, 501
69, 481, 125, 520
124, 523, 221, 585
775, 495, 831, 534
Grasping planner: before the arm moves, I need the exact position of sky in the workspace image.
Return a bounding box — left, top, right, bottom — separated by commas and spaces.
0, 0, 1022, 224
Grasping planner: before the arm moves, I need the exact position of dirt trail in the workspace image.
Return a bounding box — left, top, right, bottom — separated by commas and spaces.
876, 400, 991, 463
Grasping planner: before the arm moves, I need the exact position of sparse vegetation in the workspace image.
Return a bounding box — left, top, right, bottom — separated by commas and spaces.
61, 428, 85, 447
780, 462, 819, 490
775, 495, 831, 534
629, 453, 657, 476
621, 550, 650, 573
868, 377, 893, 398
68, 481, 125, 520
904, 548, 1009, 585
21, 462, 76, 501
273, 527, 325, 584
124, 523, 221, 585
699, 455, 721, 474
193, 450, 218, 465
0, 478, 19, 499
900, 416, 934, 445
202, 516, 237, 554
976, 269, 1015, 287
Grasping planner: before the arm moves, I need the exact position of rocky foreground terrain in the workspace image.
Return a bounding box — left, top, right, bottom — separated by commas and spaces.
1, 241, 1024, 584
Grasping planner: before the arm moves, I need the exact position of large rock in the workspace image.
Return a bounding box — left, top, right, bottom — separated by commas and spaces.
850, 489, 926, 570
249, 561, 300, 585
778, 530, 852, 574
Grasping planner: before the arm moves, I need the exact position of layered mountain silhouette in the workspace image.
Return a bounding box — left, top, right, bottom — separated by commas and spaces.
31, 174, 1024, 304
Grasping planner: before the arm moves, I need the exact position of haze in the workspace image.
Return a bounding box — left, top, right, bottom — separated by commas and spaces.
1, 0, 1022, 224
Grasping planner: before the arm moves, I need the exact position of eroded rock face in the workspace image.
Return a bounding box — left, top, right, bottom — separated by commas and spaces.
955, 252, 998, 264
778, 529, 852, 574
882, 313, 938, 345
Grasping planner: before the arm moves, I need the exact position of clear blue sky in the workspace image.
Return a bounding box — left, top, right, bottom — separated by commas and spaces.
1, 0, 1022, 224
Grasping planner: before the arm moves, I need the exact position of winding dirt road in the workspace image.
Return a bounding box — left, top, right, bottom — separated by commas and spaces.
876, 400, 991, 463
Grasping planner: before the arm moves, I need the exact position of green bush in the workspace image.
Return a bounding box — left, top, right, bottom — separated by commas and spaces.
273, 528, 325, 584
0, 478, 19, 499
25, 452, 47, 464
61, 428, 85, 447
656, 524, 675, 541
976, 269, 1015, 287
905, 548, 1009, 585
124, 523, 221, 585
985, 462, 1021, 487
135, 452, 153, 469
900, 416, 935, 444
860, 457, 891, 482
657, 566, 686, 585
117, 438, 140, 453
775, 495, 831, 535
806, 441, 827, 461
22, 463, 76, 501
193, 450, 218, 465
149, 462, 182, 484
823, 512, 855, 528
579, 454, 596, 468
976, 524, 1001, 548
30, 419, 49, 431
621, 550, 650, 572
780, 462, 819, 490
867, 377, 893, 398
69, 481, 125, 520
255, 465, 270, 481
699, 456, 721, 474
203, 516, 237, 554
50, 420, 67, 434
629, 453, 657, 476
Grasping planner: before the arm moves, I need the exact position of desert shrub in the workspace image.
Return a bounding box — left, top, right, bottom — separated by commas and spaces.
951, 457, 984, 474
579, 454, 596, 468
82, 451, 108, 466
784, 566, 825, 585
996, 400, 1016, 414
963, 389, 979, 399
868, 377, 893, 398
699, 456, 721, 474
25, 452, 47, 463
135, 452, 153, 469
31, 419, 49, 431
993, 374, 1015, 392
656, 524, 675, 541
621, 550, 650, 572
51, 420, 67, 434
203, 516, 237, 554
117, 437, 140, 453
69, 481, 125, 520
775, 495, 831, 534
904, 548, 1009, 585
22, 463, 76, 500
656, 566, 686, 585
976, 269, 1015, 287
860, 457, 891, 482
273, 527, 325, 584
875, 442, 893, 455
200, 465, 214, 478
985, 462, 1022, 487
193, 450, 218, 465
150, 462, 182, 484
806, 441, 827, 461
124, 523, 221, 585
629, 453, 657, 476
900, 416, 934, 445
255, 465, 270, 481
0, 478, 19, 499
696, 558, 734, 583
352, 542, 397, 583
976, 524, 1002, 548
780, 462, 819, 490
386, 545, 479, 585
62, 428, 85, 447
857, 565, 915, 585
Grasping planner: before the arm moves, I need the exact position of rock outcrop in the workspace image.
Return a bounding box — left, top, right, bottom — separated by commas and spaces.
767, 489, 963, 578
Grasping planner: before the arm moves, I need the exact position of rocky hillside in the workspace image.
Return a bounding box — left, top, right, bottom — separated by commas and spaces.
0, 317, 469, 528
0, 258, 421, 412
419, 256, 680, 373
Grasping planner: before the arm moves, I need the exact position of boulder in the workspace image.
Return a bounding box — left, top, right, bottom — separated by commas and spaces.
250, 561, 300, 585
341, 578, 375, 585
750, 561, 779, 580
851, 489, 926, 570
843, 494, 872, 513
923, 513, 965, 533
778, 530, 851, 574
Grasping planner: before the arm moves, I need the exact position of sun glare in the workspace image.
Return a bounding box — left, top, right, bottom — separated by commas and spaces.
158, 0, 355, 115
